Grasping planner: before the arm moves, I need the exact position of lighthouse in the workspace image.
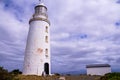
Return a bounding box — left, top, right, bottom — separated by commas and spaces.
23, 1, 51, 76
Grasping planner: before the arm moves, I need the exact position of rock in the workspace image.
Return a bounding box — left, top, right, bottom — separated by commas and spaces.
59, 76, 65, 80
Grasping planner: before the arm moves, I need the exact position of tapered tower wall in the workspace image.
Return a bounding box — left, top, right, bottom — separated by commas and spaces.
23, 3, 51, 76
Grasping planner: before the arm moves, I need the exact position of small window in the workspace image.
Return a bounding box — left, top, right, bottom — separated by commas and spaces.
45, 49, 48, 54
45, 55, 48, 58
45, 36, 48, 43
45, 26, 48, 33
45, 49, 48, 58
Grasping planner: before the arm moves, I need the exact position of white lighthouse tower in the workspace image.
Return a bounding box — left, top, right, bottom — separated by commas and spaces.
23, 1, 51, 76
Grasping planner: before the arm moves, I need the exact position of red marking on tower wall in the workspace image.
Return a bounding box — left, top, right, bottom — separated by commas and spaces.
37, 48, 43, 54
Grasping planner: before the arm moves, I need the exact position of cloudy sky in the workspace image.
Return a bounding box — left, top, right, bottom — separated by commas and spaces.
0, 0, 120, 74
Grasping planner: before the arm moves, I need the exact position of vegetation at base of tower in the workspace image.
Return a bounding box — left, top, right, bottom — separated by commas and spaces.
0, 66, 120, 80
13, 75, 59, 80
10, 69, 22, 75
54, 73, 60, 76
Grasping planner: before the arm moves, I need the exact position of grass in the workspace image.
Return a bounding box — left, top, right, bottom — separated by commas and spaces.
65, 75, 101, 80
13, 74, 101, 80
14, 75, 59, 80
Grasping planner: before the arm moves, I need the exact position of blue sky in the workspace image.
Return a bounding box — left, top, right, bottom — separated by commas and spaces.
0, 0, 120, 74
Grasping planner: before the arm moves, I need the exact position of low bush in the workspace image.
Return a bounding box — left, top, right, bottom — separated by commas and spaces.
0, 67, 14, 80
100, 73, 120, 80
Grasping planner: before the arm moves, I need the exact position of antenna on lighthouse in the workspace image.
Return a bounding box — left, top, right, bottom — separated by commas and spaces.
39, 0, 41, 3
39, 0, 45, 5
39, 0, 44, 3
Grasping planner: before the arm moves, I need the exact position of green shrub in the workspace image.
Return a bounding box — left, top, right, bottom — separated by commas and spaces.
10, 69, 22, 75
100, 73, 120, 80
0, 66, 14, 80
54, 73, 60, 76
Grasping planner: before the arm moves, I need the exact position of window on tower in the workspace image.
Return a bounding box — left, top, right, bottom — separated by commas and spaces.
45, 26, 48, 33
45, 36, 48, 43
35, 7, 39, 14
45, 49, 48, 54
45, 49, 48, 58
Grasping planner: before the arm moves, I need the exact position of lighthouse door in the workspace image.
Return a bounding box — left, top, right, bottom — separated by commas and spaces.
44, 63, 49, 75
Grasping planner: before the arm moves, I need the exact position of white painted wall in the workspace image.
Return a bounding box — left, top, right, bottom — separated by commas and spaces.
87, 67, 111, 75
23, 20, 51, 75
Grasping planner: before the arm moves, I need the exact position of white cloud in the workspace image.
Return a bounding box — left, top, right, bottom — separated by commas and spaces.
51, 0, 120, 72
